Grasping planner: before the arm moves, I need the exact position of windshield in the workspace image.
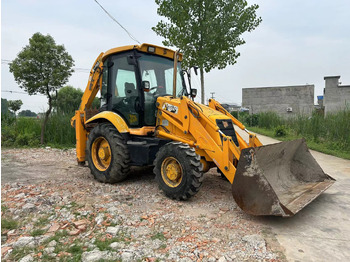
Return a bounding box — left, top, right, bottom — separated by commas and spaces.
138, 53, 187, 99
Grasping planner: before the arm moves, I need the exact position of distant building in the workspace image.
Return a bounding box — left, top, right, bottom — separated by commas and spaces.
323, 76, 350, 115
242, 85, 314, 117
317, 95, 324, 108
221, 103, 240, 112
314, 95, 324, 113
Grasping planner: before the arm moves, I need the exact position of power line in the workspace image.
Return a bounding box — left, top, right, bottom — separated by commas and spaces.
93, 0, 141, 44
2, 90, 46, 96
74, 67, 90, 72
2, 60, 90, 73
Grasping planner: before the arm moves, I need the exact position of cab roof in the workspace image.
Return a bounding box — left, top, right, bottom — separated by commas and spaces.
102, 43, 183, 62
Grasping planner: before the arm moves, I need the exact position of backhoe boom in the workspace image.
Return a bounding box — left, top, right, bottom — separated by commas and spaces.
71, 53, 104, 163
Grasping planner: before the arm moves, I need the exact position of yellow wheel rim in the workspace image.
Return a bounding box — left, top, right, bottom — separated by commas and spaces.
91, 137, 111, 171
161, 157, 183, 188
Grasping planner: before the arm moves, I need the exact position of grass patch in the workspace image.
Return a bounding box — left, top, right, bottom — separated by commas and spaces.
30, 228, 46, 237
241, 110, 350, 160
44, 239, 85, 262
9, 246, 37, 261
66, 243, 84, 261
249, 126, 350, 159
69, 201, 79, 208
94, 230, 131, 251
151, 232, 166, 241
159, 243, 167, 249
1, 114, 76, 148
61, 201, 83, 211
1, 218, 18, 230
34, 216, 50, 227
1, 204, 8, 212
40, 254, 56, 261
95, 237, 123, 251
43, 229, 69, 244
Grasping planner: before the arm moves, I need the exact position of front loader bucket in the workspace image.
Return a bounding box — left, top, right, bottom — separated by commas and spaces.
232, 139, 335, 217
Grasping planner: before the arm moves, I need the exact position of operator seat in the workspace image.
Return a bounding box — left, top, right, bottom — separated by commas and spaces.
122, 82, 139, 125
125, 82, 137, 97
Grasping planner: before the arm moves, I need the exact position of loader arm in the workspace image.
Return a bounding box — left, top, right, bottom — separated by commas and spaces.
71, 53, 104, 163
155, 96, 251, 183
208, 99, 263, 148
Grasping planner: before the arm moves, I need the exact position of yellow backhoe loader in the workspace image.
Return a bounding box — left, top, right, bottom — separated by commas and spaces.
71, 43, 335, 217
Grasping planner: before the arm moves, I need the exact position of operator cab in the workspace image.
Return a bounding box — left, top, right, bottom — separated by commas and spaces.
100, 48, 188, 128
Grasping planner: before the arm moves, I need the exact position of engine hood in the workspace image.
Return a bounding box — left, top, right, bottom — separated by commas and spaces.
194, 102, 231, 123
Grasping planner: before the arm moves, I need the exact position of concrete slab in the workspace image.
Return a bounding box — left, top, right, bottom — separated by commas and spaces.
235, 126, 350, 261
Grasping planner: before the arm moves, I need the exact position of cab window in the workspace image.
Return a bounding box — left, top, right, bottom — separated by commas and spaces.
108, 54, 139, 127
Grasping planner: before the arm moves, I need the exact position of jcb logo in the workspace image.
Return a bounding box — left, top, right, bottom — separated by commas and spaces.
162, 103, 178, 114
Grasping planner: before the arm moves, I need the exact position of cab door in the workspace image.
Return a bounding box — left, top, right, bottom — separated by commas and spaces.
104, 53, 141, 127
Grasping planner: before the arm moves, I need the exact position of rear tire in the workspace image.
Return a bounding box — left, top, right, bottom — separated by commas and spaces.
87, 123, 130, 183
154, 142, 204, 200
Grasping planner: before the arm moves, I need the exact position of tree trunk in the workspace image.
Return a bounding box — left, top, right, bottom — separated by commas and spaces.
200, 67, 205, 104
41, 91, 52, 145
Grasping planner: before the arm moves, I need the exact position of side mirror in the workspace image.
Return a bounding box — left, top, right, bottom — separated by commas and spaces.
142, 81, 150, 92
190, 88, 197, 98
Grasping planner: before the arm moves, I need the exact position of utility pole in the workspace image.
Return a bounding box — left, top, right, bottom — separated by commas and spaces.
210, 92, 215, 99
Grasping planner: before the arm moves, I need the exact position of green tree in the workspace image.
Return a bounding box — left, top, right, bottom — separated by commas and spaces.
18, 110, 37, 117
53, 85, 100, 115
1, 98, 9, 115
9, 32, 74, 144
8, 100, 23, 116
153, 0, 261, 103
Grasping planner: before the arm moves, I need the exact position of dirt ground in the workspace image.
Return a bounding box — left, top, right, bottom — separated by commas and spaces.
1, 148, 283, 261
1, 132, 350, 261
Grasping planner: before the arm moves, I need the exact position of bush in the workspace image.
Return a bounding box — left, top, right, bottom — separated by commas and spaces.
240, 112, 283, 128
241, 113, 259, 127
257, 112, 283, 129
15, 132, 40, 147
274, 125, 287, 137
45, 114, 76, 147
1, 113, 75, 148
230, 111, 238, 119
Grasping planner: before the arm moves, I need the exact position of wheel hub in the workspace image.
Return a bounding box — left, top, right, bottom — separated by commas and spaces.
161, 157, 183, 187
166, 162, 181, 181
98, 146, 110, 160
91, 137, 111, 171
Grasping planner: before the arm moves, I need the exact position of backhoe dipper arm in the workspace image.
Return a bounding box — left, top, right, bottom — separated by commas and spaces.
208, 99, 263, 148
71, 53, 104, 163
78, 52, 104, 112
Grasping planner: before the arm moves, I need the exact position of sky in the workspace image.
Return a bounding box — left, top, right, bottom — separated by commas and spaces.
1, 0, 350, 113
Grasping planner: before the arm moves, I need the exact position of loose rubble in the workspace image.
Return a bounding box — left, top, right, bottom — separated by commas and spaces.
1, 148, 285, 261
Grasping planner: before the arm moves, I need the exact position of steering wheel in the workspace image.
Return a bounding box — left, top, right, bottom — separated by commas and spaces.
150, 86, 167, 96
149, 85, 164, 91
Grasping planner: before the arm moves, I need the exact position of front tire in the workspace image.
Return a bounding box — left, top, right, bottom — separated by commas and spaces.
154, 142, 204, 200
87, 123, 130, 183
